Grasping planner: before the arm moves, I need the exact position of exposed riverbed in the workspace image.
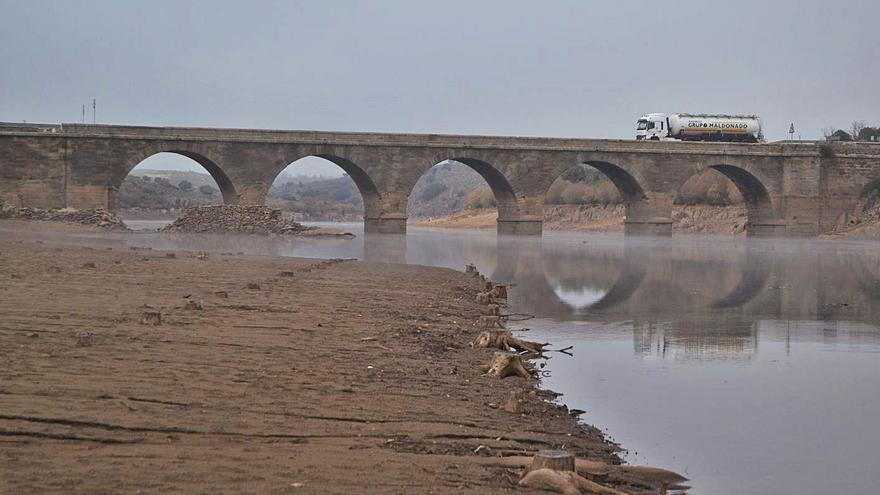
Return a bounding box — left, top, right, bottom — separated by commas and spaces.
4, 220, 879, 494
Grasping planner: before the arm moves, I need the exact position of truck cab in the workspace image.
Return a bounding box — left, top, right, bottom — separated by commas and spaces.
636, 113, 670, 140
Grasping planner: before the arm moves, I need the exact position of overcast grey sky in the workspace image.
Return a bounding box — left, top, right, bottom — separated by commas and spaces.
2, 0, 877, 175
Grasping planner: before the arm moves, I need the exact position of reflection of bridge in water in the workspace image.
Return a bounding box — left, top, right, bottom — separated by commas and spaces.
368, 232, 880, 361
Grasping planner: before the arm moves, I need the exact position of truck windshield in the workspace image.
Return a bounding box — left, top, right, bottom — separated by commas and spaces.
637, 120, 648, 130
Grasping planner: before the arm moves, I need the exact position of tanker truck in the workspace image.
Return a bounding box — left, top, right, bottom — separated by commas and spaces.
636, 113, 763, 142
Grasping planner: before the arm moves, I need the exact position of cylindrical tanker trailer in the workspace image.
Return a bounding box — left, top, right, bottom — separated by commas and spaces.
636, 113, 764, 142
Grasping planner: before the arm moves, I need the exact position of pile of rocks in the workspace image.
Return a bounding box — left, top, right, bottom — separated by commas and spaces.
0, 204, 128, 230
161, 205, 315, 235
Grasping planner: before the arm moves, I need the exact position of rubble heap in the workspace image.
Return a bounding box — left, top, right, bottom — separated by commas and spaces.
161, 205, 315, 235
0, 203, 128, 230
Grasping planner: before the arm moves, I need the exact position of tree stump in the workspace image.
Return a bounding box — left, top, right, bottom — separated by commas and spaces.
529, 450, 576, 473
476, 292, 492, 305
482, 352, 532, 379
502, 390, 525, 413
472, 330, 546, 354
473, 330, 510, 349
481, 304, 501, 316
490, 284, 508, 299
140, 310, 162, 326
478, 315, 504, 329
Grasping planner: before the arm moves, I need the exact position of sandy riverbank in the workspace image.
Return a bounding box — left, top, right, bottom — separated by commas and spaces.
0, 232, 644, 494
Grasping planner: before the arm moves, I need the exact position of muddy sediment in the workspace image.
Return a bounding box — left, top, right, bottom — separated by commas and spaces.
0, 237, 647, 494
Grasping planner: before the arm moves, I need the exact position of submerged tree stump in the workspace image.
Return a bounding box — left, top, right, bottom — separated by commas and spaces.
140, 310, 162, 326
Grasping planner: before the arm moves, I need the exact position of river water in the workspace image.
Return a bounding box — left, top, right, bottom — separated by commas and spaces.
5, 220, 880, 495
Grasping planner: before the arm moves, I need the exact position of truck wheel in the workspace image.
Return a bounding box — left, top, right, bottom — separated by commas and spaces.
650, 136, 660, 141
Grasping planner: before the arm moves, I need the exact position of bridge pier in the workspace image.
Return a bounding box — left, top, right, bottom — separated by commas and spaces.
747, 221, 788, 237
624, 218, 673, 236
497, 218, 542, 235
364, 215, 407, 234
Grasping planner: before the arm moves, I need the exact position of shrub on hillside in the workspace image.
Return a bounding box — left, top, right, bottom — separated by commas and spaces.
465, 186, 496, 209
420, 182, 448, 202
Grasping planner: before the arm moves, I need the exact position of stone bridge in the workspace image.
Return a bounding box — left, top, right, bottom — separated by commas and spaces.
1, 122, 879, 235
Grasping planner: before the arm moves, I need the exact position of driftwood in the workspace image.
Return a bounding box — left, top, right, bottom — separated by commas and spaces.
472, 330, 546, 354
520, 469, 629, 495
495, 456, 688, 494
480, 352, 533, 379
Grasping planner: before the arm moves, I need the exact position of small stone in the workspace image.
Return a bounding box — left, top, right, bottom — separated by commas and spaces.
140, 310, 162, 326
83, 262, 96, 268
214, 291, 229, 298
75, 331, 92, 346
245, 283, 260, 290
185, 300, 203, 310
165, 253, 176, 258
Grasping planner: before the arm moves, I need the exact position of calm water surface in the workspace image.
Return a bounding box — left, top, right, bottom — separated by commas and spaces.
3, 220, 879, 495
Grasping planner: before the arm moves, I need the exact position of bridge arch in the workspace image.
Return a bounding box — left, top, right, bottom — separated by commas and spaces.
111, 148, 237, 211
677, 164, 778, 235
542, 159, 648, 232
407, 155, 519, 229
268, 153, 382, 226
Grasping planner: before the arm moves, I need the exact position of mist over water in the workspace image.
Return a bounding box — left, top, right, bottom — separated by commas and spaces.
4, 221, 879, 495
